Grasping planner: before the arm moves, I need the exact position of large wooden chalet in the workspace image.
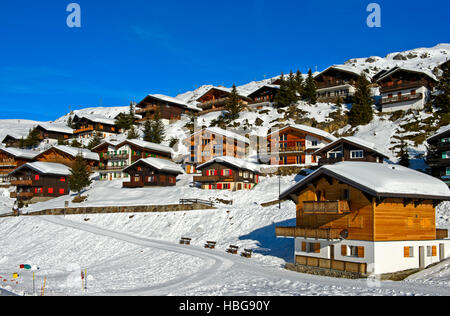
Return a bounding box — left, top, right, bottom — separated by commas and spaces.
265, 125, 337, 166
427, 125, 450, 187
246, 85, 280, 110
135, 94, 199, 122
314, 66, 368, 104
184, 127, 250, 174
72, 114, 121, 141
9, 162, 71, 202
34, 145, 99, 170
277, 162, 450, 276
194, 156, 260, 191
35, 124, 74, 143
314, 137, 388, 166
0, 147, 39, 184
376, 67, 437, 113
1, 134, 22, 148
92, 139, 173, 181
122, 157, 184, 188
196, 87, 251, 114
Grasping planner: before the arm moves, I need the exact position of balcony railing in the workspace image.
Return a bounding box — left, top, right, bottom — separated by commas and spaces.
303, 200, 351, 215
193, 175, 221, 182
198, 98, 229, 109
269, 146, 306, 153
11, 179, 33, 186
103, 154, 129, 160
0, 160, 17, 167
10, 192, 34, 198
380, 82, 424, 93
93, 166, 126, 172
74, 126, 94, 134
123, 181, 145, 188
135, 105, 158, 114
275, 227, 345, 240
381, 93, 423, 105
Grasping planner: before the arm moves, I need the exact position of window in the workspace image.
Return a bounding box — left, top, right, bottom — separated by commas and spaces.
59, 189, 65, 195
302, 242, 321, 254
350, 150, 364, 159
311, 140, 319, 147
48, 188, 54, 194
443, 151, 450, 159
60, 177, 66, 182
35, 174, 40, 181
404, 247, 414, 258
446, 167, 450, 176
222, 169, 232, 176
328, 150, 343, 159
442, 138, 450, 143
343, 189, 350, 201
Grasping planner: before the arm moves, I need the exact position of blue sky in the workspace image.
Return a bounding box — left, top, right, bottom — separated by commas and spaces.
0, 0, 449, 121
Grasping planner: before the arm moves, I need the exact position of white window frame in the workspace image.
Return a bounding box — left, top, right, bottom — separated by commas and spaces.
350, 150, 364, 159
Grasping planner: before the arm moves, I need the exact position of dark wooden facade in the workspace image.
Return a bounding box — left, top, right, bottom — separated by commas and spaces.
196, 88, 251, 112
377, 68, 436, 94
9, 166, 69, 201
314, 67, 360, 90
427, 128, 450, 186
195, 161, 259, 191
135, 95, 196, 122
1, 135, 21, 148
247, 86, 279, 104
122, 161, 179, 188
315, 138, 387, 166
34, 147, 98, 170
72, 116, 119, 135
35, 125, 72, 141
0, 149, 35, 181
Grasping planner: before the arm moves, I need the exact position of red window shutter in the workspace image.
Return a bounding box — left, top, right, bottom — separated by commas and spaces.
221, 170, 224, 176
229, 170, 233, 176
217, 184, 223, 190
206, 170, 209, 176
35, 175, 39, 181
35, 188, 38, 193
59, 189, 65, 195
215, 170, 218, 176
48, 188, 54, 194
60, 177, 66, 182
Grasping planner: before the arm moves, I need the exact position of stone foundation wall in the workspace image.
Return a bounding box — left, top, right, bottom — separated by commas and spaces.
285, 263, 367, 279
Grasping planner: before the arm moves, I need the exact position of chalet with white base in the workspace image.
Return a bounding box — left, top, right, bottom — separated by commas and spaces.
376, 67, 437, 113
277, 162, 450, 276
195, 156, 260, 191
427, 125, 450, 186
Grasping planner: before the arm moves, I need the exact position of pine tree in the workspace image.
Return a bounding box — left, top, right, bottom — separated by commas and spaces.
348, 73, 374, 127
398, 139, 410, 167
294, 70, 304, 98
69, 155, 92, 196
87, 132, 102, 149
127, 102, 136, 128
127, 125, 140, 140
225, 84, 244, 121
143, 110, 165, 144
71, 139, 82, 148
274, 73, 299, 107
143, 120, 153, 142
303, 69, 317, 105
67, 114, 74, 128
24, 128, 41, 148
433, 66, 450, 114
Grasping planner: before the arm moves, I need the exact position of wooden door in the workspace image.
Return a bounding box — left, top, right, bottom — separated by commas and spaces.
419, 246, 425, 269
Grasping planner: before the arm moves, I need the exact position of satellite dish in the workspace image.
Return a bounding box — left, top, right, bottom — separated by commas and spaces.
340, 230, 349, 240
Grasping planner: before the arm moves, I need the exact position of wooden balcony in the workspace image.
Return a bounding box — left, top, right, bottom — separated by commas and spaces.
11, 179, 33, 186
123, 181, 145, 188
193, 175, 221, 183
303, 200, 351, 215
93, 166, 126, 172
135, 105, 158, 114
74, 126, 94, 134
269, 146, 306, 153
276, 227, 345, 240
0, 160, 17, 167
380, 82, 424, 93
10, 192, 34, 199
104, 154, 129, 160
381, 93, 423, 105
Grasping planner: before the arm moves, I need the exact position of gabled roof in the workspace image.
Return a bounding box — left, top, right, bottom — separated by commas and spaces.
197, 156, 260, 173
427, 125, 450, 143
188, 127, 250, 145
0, 146, 40, 160
123, 157, 184, 175
10, 162, 71, 177
195, 86, 251, 102
314, 65, 369, 80
73, 114, 117, 126
313, 136, 389, 158
280, 162, 450, 201
268, 124, 337, 143
138, 94, 201, 112
246, 84, 280, 98
376, 66, 438, 82
38, 145, 100, 161
37, 123, 74, 135
117, 139, 173, 156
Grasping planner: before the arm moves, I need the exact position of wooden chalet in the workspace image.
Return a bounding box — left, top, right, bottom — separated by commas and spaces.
376, 67, 437, 112
246, 85, 280, 110
184, 127, 250, 174
314, 137, 388, 166
0, 147, 39, 184
194, 157, 260, 191
122, 157, 184, 188
9, 162, 71, 202
92, 139, 173, 181
277, 162, 450, 275
427, 125, 450, 187
314, 66, 366, 103
34, 145, 99, 170
72, 114, 120, 140
1, 134, 22, 148
196, 87, 251, 114
266, 125, 337, 166
35, 124, 74, 142
135, 94, 199, 122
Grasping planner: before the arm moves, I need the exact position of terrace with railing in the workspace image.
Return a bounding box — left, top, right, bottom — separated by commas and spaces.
303, 200, 351, 215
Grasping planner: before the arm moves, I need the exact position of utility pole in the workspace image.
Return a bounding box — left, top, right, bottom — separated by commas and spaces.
279, 170, 281, 210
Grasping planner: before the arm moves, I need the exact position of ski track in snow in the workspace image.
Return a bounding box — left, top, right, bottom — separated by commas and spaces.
35, 215, 450, 296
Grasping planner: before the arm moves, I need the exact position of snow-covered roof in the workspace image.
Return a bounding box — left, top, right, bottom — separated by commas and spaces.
37, 123, 74, 135
196, 86, 250, 101
124, 157, 184, 175
41, 145, 100, 161
190, 127, 250, 145
246, 84, 280, 97
281, 162, 450, 200
74, 114, 117, 126
376, 66, 438, 82
197, 156, 260, 173
10, 162, 71, 176
120, 139, 173, 156
268, 124, 337, 142
0, 146, 40, 160
315, 65, 369, 80
145, 94, 201, 112
427, 125, 450, 142
313, 136, 389, 158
